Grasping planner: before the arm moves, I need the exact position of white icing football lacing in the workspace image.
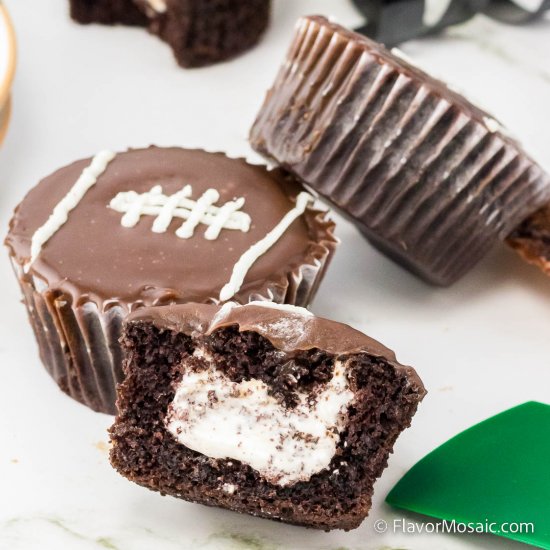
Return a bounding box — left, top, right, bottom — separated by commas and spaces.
152, 185, 192, 233
176, 188, 220, 239
109, 185, 251, 240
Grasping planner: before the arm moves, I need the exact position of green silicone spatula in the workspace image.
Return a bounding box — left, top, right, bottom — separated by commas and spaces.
386, 401, 550, 549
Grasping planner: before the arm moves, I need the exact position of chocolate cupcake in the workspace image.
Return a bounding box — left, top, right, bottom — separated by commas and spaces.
5, 147, 336, 414
69, 0, 148, 26
110, 302, 425, 530
69, 0, 271, 68
507, 203, 550, 277
134, 0, 271, 68
250, 16, 550, 286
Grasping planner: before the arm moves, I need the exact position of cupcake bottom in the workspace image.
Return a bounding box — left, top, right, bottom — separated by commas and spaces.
12, 257, 331, 415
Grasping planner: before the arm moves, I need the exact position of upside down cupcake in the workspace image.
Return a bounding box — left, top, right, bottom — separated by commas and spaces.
5, 147, 337, 414
250, 16, 550, 286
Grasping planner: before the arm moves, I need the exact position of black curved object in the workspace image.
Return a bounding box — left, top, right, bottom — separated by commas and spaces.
485, 0, 550, 24
353, 0, 550, 46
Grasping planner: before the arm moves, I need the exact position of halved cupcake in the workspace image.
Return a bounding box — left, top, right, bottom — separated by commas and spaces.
110, 302, 425, 530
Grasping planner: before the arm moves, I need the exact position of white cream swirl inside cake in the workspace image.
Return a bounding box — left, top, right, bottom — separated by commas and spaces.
165, 350, 354, 486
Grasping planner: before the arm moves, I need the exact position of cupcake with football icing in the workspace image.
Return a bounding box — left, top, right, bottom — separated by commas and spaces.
5, 147, 336, 414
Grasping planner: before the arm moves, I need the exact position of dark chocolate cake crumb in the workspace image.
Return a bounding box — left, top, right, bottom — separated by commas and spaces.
207, 326, 334, 407
69, 0, 148, 26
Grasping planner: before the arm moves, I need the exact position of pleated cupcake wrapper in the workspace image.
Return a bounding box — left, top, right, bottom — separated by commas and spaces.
250, 16, 550, 285
9, 218, 336, 414
11, 260, 124, 414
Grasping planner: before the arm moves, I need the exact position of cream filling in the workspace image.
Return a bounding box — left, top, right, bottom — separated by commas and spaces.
145, 0, 167, 14
165, 352, 354, 486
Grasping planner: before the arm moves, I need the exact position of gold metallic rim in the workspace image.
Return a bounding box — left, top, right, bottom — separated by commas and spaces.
0, 3, 16, 109
0, 94, 12, 145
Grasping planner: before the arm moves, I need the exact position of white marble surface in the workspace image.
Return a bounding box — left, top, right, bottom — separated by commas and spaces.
1, 2, 550, 549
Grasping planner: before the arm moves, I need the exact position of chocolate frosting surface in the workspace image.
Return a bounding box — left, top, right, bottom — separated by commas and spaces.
6, 147, 334, 309
128, 302, 425, 392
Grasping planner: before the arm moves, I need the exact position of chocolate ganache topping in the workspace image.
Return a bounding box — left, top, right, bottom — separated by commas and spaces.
6, 147, 336, 310
133, 301, 388, 361
127, 301, 425, 393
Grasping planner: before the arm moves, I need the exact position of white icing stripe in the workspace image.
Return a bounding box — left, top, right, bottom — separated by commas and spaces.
120, 185, 162, 228
219, 192, 314, 302
26, 150, 116, 270
204, 197, 246, 241
152, 185, 192, 233
176, 189, 219, 239
109, 185, 251, 239
166, 353, 354, 486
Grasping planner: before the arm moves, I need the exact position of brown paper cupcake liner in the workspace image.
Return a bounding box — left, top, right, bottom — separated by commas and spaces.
250, 16, 550, 285
9, 206, 336, 415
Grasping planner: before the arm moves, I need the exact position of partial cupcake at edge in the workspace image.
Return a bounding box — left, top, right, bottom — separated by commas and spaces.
250, 15, 550, 286
507, 203, 550, 277
5, 147, 337, 414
